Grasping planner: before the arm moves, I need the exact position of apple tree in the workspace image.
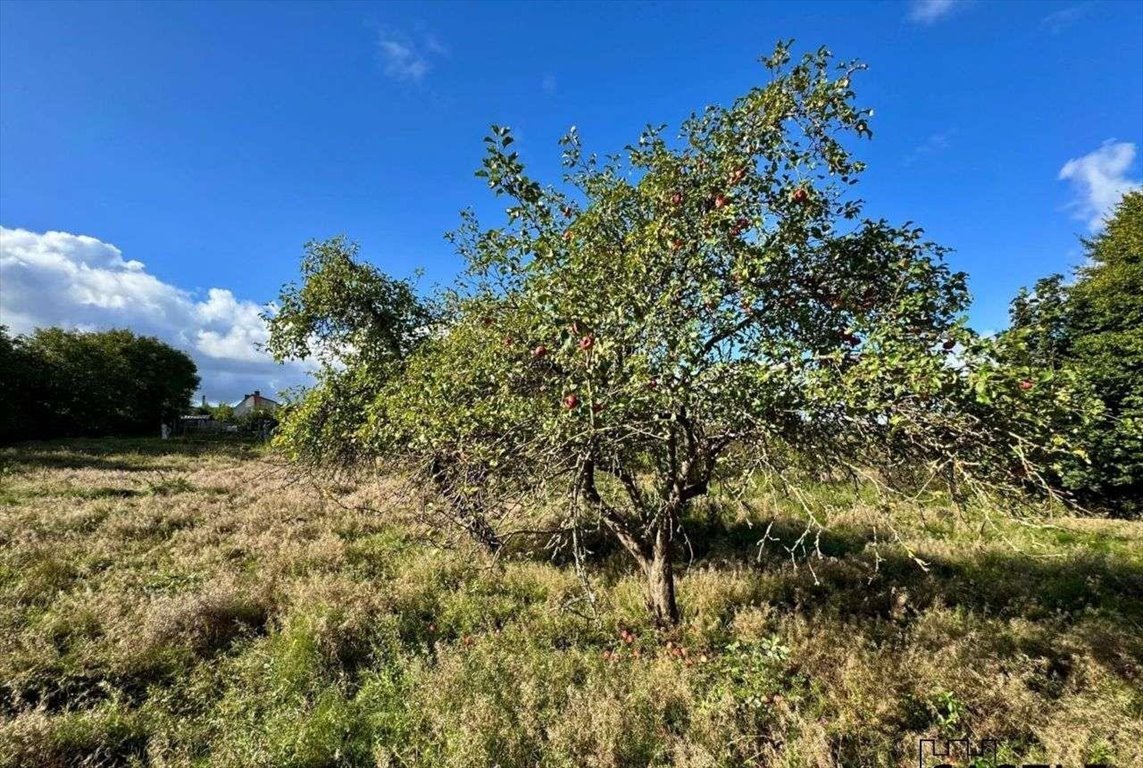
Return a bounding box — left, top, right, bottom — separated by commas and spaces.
348, 43, 1078, 625
269, 45, 1084, 625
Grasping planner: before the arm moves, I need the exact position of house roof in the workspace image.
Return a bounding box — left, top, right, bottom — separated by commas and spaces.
236, 390, 279, 407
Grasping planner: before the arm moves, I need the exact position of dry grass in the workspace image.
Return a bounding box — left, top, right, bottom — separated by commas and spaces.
0, 438, 1140, 767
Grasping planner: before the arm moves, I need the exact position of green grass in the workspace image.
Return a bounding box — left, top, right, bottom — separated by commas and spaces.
0, 439, 1140, 767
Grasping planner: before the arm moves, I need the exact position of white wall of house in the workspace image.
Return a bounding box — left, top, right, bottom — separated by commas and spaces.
233, 390, 279, 416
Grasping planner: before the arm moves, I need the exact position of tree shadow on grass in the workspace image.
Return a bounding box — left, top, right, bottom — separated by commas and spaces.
513, 508, 1142, 625
683, 512, 873, 565
680, 513, 1143, 680
0, 437, 262, 473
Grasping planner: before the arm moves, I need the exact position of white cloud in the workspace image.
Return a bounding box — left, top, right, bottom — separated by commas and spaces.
0, 227, 312, 403
1058, 140, 1142, 230
1041, 4, 1089, 34
378, 30, 447, 82
907, 0, 964, 24
904, 130, 955, 165
195, 289, 273, 364
423, 34, 448, 57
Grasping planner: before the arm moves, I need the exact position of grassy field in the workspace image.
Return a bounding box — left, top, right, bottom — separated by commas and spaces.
0, 439, 1140, 767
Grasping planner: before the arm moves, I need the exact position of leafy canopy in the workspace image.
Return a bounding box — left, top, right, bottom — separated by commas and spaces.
266, 236, 434, 469
1, 327, 199, 442
273, 43, 1084, 623
264, 235, 433, 370
1003, 191, 1143, 514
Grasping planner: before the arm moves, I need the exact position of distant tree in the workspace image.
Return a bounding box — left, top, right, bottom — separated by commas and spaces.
1003, 191, 1142, 515
209, 402, 236, 423
265, 236, 434, 468
0, 327, 47, 443
273, 44, 1084, 624
234, 408, 278, 439
264, 235, 433, 368
0, 328, 199, 441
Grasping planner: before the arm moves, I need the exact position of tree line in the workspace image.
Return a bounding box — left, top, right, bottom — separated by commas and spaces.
0, 327, 199, 443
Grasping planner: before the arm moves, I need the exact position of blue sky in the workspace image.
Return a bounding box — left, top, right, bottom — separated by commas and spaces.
1, 0, 1141, 401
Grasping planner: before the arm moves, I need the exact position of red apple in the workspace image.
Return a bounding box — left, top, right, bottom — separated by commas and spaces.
792, 188, 808, 203
579, 335, 595, 351
714, 194, 729, 209
1019, 379, 1034, 391
671, 191, 683, 206
532, 345, 548, 358
671, 238, 684, 250
563, 393, 579, 409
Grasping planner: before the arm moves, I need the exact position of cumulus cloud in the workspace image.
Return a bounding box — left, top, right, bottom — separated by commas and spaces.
907, 0, 964, 24
1058, 140, 1142, 230
378, 30, 447, 82
0, 227, 312, 403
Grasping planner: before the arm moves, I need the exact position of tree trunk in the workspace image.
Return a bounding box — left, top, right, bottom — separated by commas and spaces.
460, 509, 503, 554
644, 526, 680, 626
577, 457, 681, 625
428, 455, 502, 553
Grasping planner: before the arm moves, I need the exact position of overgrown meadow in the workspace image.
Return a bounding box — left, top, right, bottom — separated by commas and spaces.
1, 439, 1139, 767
